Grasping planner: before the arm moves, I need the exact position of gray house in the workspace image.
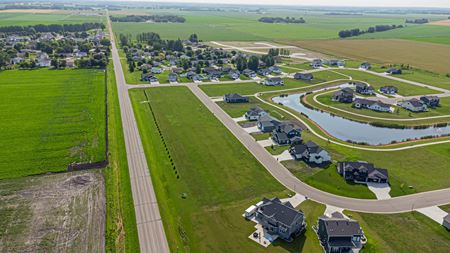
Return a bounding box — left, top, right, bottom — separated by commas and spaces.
271, 123, 302, 145
360, 62, 371, 70
289, 141, 331, 164
355, 82, 375, 95
294, 73, 314, 81
387, 68, 402, 75
264, 77, 284, 86
332, 88, 354, 103
443, 214, 450, 230
380, 85, 398, 95
257, 115, 281, 132
223, 93, 249, 103
245, 107, 268, 121
420, 96, 440, 107
337, 161, 389, 184
400, 99, 427, 112
317, 212, 364, 253
256, 197, 306, 241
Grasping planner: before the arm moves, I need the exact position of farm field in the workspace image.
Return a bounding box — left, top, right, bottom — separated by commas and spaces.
295, 39, 450, 74
0, 12, 104, 26
0, 69, 106, 179
0, 172, 105, 253
129, 86, 305, 252
111, 10, 436, 41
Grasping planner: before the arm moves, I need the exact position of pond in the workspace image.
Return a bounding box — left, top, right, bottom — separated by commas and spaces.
272, 94, 450, 145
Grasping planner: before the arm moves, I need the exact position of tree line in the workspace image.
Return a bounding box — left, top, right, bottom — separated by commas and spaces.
258, 17, 305, 24
0, 23, 104, 35
338, 24, 403, 38
110, 15, 185, 23
405, 18, 429, 24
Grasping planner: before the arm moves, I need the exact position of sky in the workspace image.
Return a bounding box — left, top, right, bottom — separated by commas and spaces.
127, 0, 450, 8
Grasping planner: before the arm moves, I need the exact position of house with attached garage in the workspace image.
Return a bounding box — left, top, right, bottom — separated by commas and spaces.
168, 73, 178, 83
151, 67, 163, 74
245, 107, 268, 121
269, 66, 282, 74
229, 70, 241, 80
387, 68, 402, 75
380, 85, 398, 95
317, 212, 365, 253
294, 73, 314, 81
332, 88, 354, 103
271, 123, 302, 145
420, 96, 440, 107
399, 99, 428, 112
264, 77, 284, 86
360, 62, 371, 70
255, 197, 306, 241
289, 141, 331, 165
243, 69, 257, 78
355, 82, 375, 95
353, 99, 392, 112
223, 93, 249, 103
311, 59, 323, 68
325, 59, 345, 67
257, 115, 282, 132
337, 161, 389, 184
258, 68, 272, 76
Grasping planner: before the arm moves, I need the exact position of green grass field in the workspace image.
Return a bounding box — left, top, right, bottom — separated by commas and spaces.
111, 10, 448, 42
200, 71, 348, 97
0, 12, 104, 26
103, 61, 139, 252
0, 69, 106, 179
130, 86, 310, 252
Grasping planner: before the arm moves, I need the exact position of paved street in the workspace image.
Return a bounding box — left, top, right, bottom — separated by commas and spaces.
107, 17, 170, 253
188, 84, 450, 213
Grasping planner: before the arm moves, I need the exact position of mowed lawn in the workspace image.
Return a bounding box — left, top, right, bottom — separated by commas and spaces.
295, 39, 450, 74
129, 86, 332, 253
200, 70, 348, 97
0, 69, 106, 179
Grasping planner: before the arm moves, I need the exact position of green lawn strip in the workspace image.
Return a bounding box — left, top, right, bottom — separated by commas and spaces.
344, 210, 450, 253
283, 161, 376, 199
0, 12, 104, 26
335, 69, 440, 96
439, 205, 450, 213
265, 145, 289, 155
130, 86, 296, 252
217, 97, 289, 119
118, 50, 143, 84
0, 69, 106, 179
103, 61, 139, 252
308, 90, 450, 126
251, 132, 271, 141
399, 69, 450, 90
200, 71, 348, 97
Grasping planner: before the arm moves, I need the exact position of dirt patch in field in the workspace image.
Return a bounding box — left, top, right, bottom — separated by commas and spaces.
290, 39, 450, 74
0, 172, 105, 253
0, 9, 59, 13
430, 20, 450, 26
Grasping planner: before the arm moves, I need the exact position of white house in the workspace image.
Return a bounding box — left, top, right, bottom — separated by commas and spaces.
399, 99, 427, 112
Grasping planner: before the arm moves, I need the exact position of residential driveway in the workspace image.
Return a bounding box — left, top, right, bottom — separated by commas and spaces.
233, 116, 246, 122
243, 126, 260, 133
367, 183, 391, 200
324, 205, 345, 216
281, 193, 306, 208
257, 138, 275, 147
273, 150, 293, 162
416, 206, 448, 224
211, 97, 223, 102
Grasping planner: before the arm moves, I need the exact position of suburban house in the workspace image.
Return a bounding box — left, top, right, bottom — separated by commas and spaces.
269, 66, 282, 74
311, 59, 323, 68
289, 141, 331, 164
168, 73, 178, 83
208, 70, 222, 80
420, 96, 440, 107
317, 212, 365, 253
243, 69, 257, 78
326, 59, 345, 67
443, 214, 450, 231
229, 70, 241, 80
337, 161, 389, 184
380, 86, 398, 95
353, 99, 392, 112
37, 52, 51, 67
399, 99, 428, 112
264, 77, 284, 86
223, 93, 249, 103
387, 68, 402, 75
151, 67, 163, 74
294, 73, 314, 81
271, 123, 302, 145
360, 62, 371, 70
258, 68, 272, 76
257, 115, 282, 132
332, 88, 354, 103
255, 197, 306, 241
141, 73, 158, 82
245, 107, 268, 121
355, 82, 375, 95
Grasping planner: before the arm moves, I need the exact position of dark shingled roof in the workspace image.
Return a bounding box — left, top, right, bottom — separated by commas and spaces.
258, 198, 304, 226
321, 217, 363, 237
328, 237, 355, 247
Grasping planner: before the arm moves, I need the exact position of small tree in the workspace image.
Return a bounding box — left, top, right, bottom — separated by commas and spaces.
248, 56, 259, 71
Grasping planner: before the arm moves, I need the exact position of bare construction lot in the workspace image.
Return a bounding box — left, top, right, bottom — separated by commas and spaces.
0, 172, 105, 253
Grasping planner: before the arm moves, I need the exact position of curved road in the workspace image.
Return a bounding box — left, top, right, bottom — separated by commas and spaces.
188, 85, 450, 213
